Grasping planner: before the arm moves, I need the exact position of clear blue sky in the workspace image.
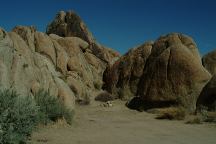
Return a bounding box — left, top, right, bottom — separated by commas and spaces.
0, 0, 215, 55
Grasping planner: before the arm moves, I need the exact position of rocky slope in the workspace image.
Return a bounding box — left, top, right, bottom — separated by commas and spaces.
0, 26, 75, 109
0, 11, 119, 110
103, 33, 211, 112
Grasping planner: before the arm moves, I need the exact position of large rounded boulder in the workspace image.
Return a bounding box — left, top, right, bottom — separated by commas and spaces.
137, 33, 211, 112
103, 42, 153, 99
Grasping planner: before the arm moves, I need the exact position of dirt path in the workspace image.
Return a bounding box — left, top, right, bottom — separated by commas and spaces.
31, 100, 216, 144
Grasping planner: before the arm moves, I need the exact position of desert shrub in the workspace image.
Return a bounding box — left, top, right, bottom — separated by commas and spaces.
155, 107, 186, 120
34, 90, 73, 125
187, 106, 216, 124
95, 91, 114, 102
0, 90, 38, 144
204, 113, 216, 123
186, 113, 216, 124
200, 110, 216, 123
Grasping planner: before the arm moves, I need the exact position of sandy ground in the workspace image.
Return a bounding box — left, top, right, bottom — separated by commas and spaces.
30, 100, 216, 144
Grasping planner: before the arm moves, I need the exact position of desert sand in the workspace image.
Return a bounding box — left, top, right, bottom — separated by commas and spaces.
31, 100, 216, 144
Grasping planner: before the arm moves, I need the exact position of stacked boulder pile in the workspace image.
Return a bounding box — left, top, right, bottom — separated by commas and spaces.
103, 33, 215, 117
0, 11, 120, 111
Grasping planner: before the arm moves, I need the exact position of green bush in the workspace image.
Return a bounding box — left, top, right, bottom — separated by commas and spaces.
0, 89, 74, 144
34, 90, 73, 125
0, 90, 38, 144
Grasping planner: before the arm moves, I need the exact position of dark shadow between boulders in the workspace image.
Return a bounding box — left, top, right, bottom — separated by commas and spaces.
126, 96, 179, 112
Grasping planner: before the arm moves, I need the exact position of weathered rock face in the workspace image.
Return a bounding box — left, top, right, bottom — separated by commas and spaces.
0, 26, 75, 110
199, 50, 216, 111
0, 15, 119, 111
46, 11, 120, 64
46, 11, 94, 44
0, 11, 120, 110
55, 36, 105, 100
103, 42, 153, 99
103, 33, 211, 112
202, 50, 216, 75
197, 75, 216, 111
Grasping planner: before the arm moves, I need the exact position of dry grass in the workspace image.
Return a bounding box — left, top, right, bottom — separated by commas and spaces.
186, 117, 202, 124
37, 118, 71, 129
155, 107, 186, 120
186, 112, 216, 124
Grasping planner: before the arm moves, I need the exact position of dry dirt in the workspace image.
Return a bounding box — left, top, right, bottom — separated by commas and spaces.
30, 100, 216, 144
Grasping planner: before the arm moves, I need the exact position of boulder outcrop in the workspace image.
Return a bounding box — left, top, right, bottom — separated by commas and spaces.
1, 10, 213, 115
103, 33, 211, 112
137, 33, 211, 112
202, 50, 216, 75
0, 27, 75, 109
46, 11, 119, 64
0, 11, 119, 110
197, 75, 216, 111
103, 42, 153, 99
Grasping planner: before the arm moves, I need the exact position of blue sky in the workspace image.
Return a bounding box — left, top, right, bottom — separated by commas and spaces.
0, 0, 215, 55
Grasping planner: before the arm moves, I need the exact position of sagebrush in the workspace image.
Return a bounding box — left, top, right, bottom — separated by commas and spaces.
34, 90, 74, 125
0, 89, 74, 144
0, 90, 38, 144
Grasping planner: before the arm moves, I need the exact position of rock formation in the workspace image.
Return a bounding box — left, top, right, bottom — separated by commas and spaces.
137, 33, 211, 112
197, 75, 216, 111
103, 33, 211, 112
0, 11, 119, 110
46, 11, 119, 64
103, 42, 153, 99
0, 27, 75, 109
202, 50, 216, 75
197, 50, 216, 111
1, 10, 214, 116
